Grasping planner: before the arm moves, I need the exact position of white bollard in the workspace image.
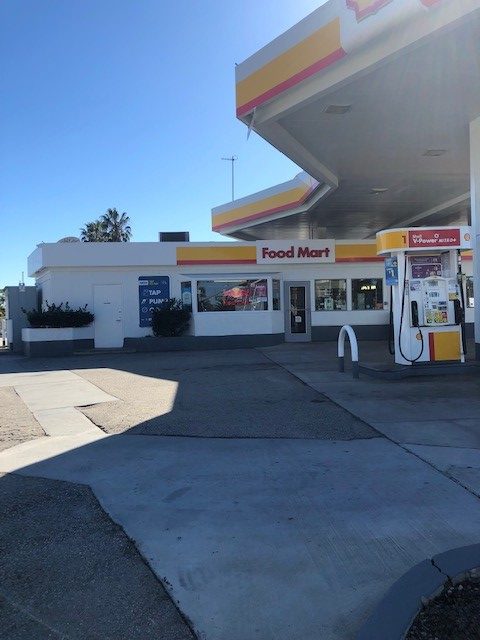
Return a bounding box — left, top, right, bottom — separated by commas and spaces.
338, 325, 359, 379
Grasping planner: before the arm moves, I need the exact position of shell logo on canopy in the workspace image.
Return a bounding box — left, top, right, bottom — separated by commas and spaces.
346, 0, 441, 22
346, 0, 393, 22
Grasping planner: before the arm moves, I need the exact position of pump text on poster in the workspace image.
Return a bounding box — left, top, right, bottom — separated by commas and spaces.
138, 276, 170, 327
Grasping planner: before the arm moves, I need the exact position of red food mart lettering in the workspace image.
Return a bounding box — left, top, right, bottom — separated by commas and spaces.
261, 246, 330, 259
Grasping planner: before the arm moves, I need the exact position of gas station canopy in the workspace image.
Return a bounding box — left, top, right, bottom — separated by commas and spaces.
213, 0, 480, 241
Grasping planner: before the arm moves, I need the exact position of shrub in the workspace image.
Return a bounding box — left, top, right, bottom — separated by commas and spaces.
152, 299, 191, 337
24, 302, 94, 328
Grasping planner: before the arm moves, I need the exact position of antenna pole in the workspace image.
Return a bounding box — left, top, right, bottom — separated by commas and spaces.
222, 156, 238, 202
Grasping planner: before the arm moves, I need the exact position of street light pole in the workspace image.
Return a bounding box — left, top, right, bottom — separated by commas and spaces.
222, 156, 238, 202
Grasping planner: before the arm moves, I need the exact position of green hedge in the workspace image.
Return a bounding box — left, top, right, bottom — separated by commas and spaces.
152, 299, 191, 337
24, 302, 94, 328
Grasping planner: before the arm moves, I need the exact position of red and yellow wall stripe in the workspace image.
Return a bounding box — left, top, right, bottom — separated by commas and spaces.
176, 242, 384, 266
335, 242, 383, 263
177, 246, 257, 266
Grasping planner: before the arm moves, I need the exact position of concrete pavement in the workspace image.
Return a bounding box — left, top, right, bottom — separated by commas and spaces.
263, 342, 480, 501
0, 369, 116, 439
2, 435, 480, 639
2, 345, 480, 638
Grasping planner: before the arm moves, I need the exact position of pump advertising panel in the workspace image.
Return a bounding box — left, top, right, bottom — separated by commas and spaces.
377, 226, 471, 255
421, 278, 450, 326
410, 256, 442, 279
138, 276, 170, 327
384, 257, 398, 286
408, 228, 461, 248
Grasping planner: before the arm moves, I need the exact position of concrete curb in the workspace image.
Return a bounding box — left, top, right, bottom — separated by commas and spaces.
433, 543, 480, 583
356, 544, 480, 640
356, 560, 445, 640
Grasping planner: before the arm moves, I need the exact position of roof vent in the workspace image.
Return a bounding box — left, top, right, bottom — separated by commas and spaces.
159, 231, 190, 242
423, 149, 447, 157
324, 104, 352, 115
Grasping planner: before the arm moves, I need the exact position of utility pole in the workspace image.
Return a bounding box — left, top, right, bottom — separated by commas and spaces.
222, 156, 238, 202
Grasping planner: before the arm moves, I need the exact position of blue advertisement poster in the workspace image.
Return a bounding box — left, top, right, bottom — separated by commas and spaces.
181, 281, 193, 311
384, 257, 399, 286
138, 276, 170, 327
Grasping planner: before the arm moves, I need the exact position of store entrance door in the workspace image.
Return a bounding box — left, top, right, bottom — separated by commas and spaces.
284, 282, 311, 342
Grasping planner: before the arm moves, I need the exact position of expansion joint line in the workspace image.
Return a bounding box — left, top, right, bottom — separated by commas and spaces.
396, 441, 480, 503
0, 589, 69, 638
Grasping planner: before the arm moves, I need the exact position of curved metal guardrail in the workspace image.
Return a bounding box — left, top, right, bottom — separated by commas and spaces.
338, 325, 359, 379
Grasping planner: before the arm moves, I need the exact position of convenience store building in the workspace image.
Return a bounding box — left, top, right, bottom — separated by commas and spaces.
26, 233, 474, 352
24, 0, 480, 354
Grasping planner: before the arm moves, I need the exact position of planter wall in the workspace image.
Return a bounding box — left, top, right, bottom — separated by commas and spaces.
22, 327, 94, 357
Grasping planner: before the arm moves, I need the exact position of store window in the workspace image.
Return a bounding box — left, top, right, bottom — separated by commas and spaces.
352, 278, 384, 310
466, 276, 475, 308
314, 279, 347, 311
197, 279, 268, 312
181, 281, 193, 311
272, 279, 281, 310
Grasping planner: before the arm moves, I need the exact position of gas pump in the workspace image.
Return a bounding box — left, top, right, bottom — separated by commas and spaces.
377, 227, 471, 366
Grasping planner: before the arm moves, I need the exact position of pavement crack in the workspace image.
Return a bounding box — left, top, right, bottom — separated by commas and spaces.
431, 558, 453, 582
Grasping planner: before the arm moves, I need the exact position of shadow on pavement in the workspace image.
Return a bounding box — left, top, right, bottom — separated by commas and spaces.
0, 473, 196, 640
1, 345, 480, 640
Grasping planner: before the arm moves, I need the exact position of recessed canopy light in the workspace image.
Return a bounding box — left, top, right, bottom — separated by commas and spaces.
423, 149, 448, 157
324, 104, 352, 114
370, 188, 388, 194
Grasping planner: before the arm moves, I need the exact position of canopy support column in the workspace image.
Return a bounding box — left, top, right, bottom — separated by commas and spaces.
470, 117, 480, 359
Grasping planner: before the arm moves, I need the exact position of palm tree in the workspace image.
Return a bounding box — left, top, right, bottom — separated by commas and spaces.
100, 208, 132, 242
80, 220, 107, 242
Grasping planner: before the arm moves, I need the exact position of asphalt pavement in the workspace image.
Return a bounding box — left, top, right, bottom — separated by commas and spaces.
0, 473, 195, 640
75, 349, 374, 439
0, 386, 44, 452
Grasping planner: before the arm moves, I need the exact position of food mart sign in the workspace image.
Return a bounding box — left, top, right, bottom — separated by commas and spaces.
256, 240, 335, 264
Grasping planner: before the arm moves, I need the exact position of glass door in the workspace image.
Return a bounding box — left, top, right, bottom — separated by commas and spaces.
284, 281, 311, 342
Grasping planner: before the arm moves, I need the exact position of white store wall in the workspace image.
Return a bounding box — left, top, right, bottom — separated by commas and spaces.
32, 262, 389, 338
36, 267, 188, 338
31, 251, 474, 339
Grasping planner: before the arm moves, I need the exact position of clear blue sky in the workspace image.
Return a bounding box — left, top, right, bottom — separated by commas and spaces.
0, 0, 325, 287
